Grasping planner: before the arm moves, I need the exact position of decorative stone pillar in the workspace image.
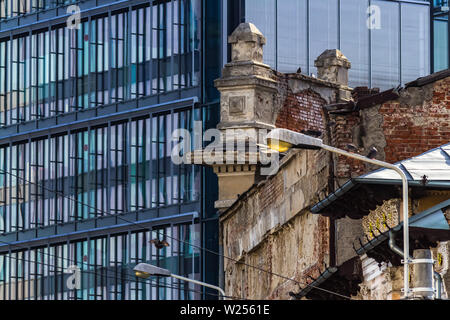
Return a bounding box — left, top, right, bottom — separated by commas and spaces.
209, 22, 278, 211
314, 49, 351, 86
315, 49, 352, 101
215, 23, 278, 136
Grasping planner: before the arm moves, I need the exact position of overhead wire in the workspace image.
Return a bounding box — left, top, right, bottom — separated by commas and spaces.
0, 160, 352, 300
2, 250, 243, 300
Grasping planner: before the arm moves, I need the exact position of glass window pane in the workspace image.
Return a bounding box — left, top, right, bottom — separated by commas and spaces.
277, 0, 307, 73
401, 4, 430, 83
309, 0, 338, 77
341, 0, 369, 87
245, 0, 276, 68
371, 0, 400, 89
434, 17, 449, 71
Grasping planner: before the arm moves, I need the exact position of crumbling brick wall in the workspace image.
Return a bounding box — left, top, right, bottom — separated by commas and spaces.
217, 71, 345, 299
330, 76, 450, 180
221, 148, 330, 299
275, 88, 326, 135
381, 78, 450, 163
331, 112, 365, 179
271, 72, 340, 142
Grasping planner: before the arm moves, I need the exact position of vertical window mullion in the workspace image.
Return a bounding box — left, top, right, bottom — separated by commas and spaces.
149, 2, 153, 95
126, 120, 131, 214
170, 0, 174, 92
107, 11, 112, 105
106, 123, 111, 215
45, 29, 50, 118
169, 110, 174, 207
7, 143, 11, 233
8, 35, 12, 126
20, 143, 25, 230
126, 7, 131, 101
94, 128, 99, 216
7, 250, 11, 300
26, 31, 31, 122
148, 114, 153, 209
87, 127, 92, 218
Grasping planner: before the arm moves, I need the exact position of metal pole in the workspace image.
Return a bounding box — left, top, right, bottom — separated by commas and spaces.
434, 271, 442, 299
412, 249, 434, 300
321, 144, 410, 299
170, 273, 227, 300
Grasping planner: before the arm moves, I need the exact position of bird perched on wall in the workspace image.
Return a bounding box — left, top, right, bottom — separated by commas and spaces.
346, 143, 363, 153
149, 239, 170, 249
301, 129, 322, 138
367, 146, 378, 159
421, 175, 428, 186
346, 144, 378, 159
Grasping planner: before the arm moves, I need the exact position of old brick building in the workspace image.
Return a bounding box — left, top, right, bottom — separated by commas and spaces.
192, 22, 450, 300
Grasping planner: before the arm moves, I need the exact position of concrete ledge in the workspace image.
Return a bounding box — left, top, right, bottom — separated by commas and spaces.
215, 199, 237, 209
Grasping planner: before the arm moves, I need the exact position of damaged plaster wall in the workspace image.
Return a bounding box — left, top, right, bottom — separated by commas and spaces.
331, 76, 450, 178
330, 75, 450, 290
381, 78, 450, 163
357, 192, 450, 300
221, 148, 331, 299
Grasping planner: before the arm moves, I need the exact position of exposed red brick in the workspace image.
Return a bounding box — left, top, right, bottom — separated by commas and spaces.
275, 85, 326, 135
331, 77, 450, 177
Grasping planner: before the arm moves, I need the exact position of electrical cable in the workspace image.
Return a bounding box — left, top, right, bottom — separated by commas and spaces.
0, 163, 352, 300
2, 251, 243, 300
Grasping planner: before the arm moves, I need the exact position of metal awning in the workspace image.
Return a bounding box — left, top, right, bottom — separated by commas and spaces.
355, 199, 450, 267
289, 256, 363, 300
290, 199, 450, 300
311, 143, 450, 219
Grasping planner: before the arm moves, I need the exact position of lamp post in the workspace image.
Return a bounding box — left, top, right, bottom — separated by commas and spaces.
133, 263, 227, 300
265, 128, 411, 299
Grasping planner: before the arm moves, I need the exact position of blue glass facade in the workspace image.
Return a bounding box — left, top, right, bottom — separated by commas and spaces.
0, 0, 444, 301
0, 0, 221, 300
0, 1, 79, 20
0, 2, 201, 125
432, 0, 449, 71
241, 0, 431, 89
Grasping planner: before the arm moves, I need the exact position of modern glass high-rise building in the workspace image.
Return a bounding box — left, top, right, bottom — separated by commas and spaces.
0, 0, 444, 301
432, 0, 449, 71
226, 0, 433, 89
0, 0, 221, 300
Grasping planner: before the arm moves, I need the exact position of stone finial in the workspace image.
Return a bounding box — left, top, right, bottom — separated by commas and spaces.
314, 49, 351, 86
228, 22, 266, 63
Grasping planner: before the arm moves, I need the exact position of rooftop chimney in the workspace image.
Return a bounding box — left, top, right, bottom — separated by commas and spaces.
314, 49, 351, 86
228, 22, 266, 63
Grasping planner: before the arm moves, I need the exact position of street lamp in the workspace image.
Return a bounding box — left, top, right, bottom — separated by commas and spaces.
266, 128, 411, 299
133, 263, 227, 300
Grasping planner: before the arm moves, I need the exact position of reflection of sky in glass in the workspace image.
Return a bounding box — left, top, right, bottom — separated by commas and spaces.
277, 0, 308, 73
245, 0, 431, 89
309, 0, 339, 77
245, 0, 276, 67
401, 4, 430, 83
371, 0, 400, 89
0, 211, 3, 237
341, 0, 369, 87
